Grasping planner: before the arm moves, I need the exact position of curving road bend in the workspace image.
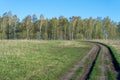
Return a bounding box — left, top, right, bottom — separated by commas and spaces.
61, 42, 119, 80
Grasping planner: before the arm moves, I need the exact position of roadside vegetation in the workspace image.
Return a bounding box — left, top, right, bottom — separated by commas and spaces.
0, 40, 91, 80
89, 50, 101, 80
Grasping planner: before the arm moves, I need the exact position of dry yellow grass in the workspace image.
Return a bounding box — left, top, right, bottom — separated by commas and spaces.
94, 40, 120, 53
92, 40, 120, 65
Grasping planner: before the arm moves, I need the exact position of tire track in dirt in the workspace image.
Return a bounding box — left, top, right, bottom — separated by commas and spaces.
78, 44, 100, 80
61, 41, 120, 80
61, 44, 100, 80
98, 43, 120, 80
99, 45, 108, 80
86, 43, 119, 80
85, 42, 119, 80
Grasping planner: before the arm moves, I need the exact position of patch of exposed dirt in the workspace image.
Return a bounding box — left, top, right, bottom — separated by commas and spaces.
60, 44, 100, 80
60, 42, 120, 80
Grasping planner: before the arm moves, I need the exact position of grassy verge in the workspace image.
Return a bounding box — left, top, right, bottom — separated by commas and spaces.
107, 71, 116, 80
109, 46, 120, 65
89, 51, 101, 80
0, 40, 91, 80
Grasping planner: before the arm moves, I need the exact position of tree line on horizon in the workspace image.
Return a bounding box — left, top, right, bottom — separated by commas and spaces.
0, 11, 120, 40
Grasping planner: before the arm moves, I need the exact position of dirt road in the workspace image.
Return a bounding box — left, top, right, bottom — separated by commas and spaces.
61, 42, 120, 80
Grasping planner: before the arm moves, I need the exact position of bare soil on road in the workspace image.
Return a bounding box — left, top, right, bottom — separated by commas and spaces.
61, 42, 119, 80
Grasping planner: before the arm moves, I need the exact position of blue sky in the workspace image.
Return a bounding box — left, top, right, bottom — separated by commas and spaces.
0, 0, 120, 22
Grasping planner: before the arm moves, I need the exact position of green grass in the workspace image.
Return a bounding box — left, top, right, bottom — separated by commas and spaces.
109, 46, 120, 65
107, 71, 116, 80
89, 51, 101, 80
0, 40, 91, 80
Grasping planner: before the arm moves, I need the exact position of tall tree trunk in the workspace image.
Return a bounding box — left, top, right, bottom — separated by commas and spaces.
14, 22, 16, 39
39, 23, 42, 39
27, 26, 29, 40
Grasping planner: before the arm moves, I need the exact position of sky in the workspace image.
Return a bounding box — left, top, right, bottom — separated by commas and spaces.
0, 0, 120, 22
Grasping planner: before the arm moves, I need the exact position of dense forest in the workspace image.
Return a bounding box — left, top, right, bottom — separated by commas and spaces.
0, 11, 120, 40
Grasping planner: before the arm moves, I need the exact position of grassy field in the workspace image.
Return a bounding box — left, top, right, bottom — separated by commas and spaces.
0, 40, 92, 80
